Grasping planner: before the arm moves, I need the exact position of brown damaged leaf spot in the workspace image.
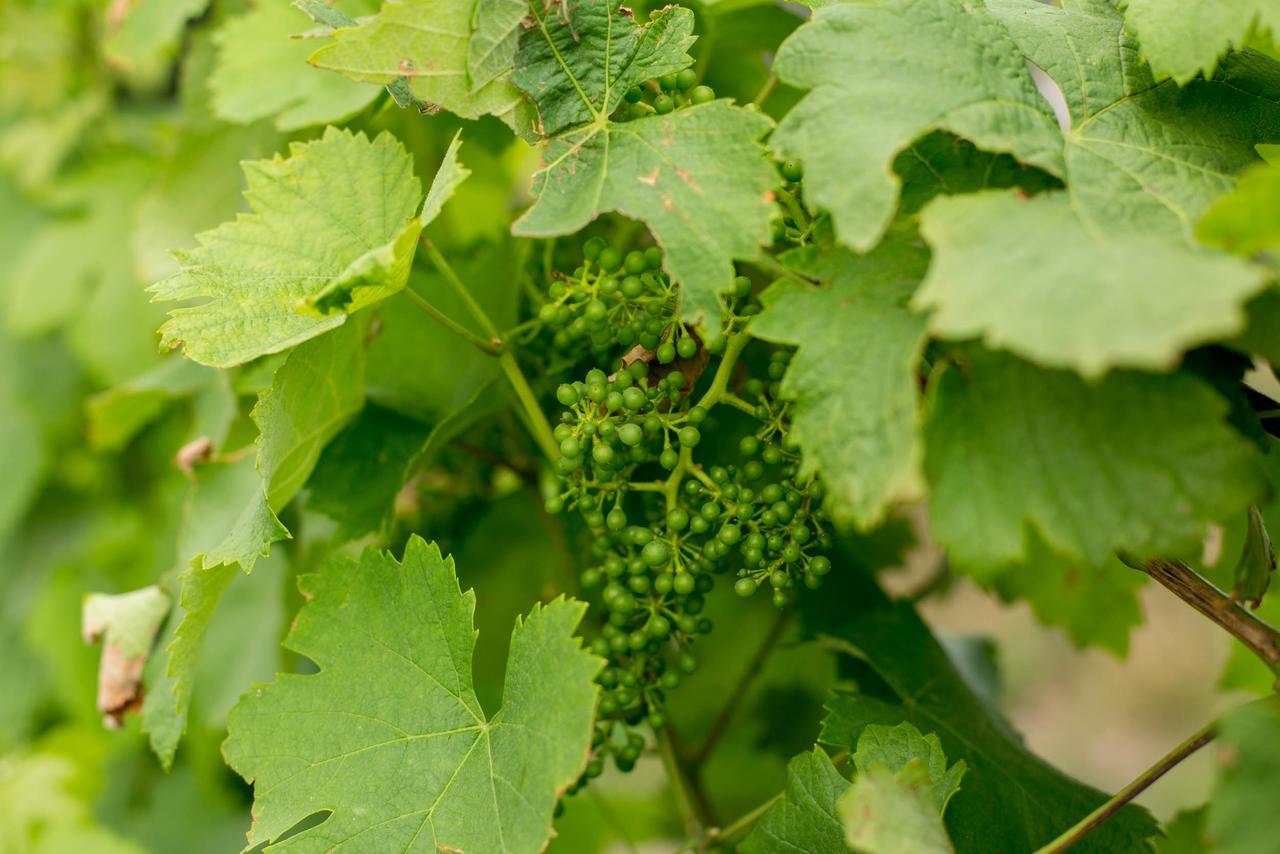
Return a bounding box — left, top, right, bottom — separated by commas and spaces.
96, 645, 148, 729
637, 166, 660, 186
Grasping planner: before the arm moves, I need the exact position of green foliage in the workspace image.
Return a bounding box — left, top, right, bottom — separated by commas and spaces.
223, 536, 602, 851
4, 0, 1280, 850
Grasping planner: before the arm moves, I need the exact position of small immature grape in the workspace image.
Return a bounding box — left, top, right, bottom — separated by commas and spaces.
739, 435, 760, 456
677, 336, 698, 359
667, 508, 690, 531
690, 85, 714, 104
654, 94, 675, 114
584, 236, 607, 260
659, 73, 678, 91
772, 589, 790, 609
810, 555, 832, 576
673, 572, 696, 595
666, 370, 686, 389
642, 540, 671, 567
644, 246, 663, 269
618, 423, 644, 446
581, 567, 602, 587
624, 250, 647, 274
545, 495, 564, 514
622, 387, 647, 411
718, 523, 742, 545
733, 275, 753, 299
560, 436, 581, 457
678, 653, 698, 674
734, 576, 757, 597
621, 275, 644, 299
606, 508, 627, 530
676, 68, 697, 91
557, 383, 579, 406
648, 711, 667, 730
597, 247, 622, 271
657, 341, 676, 363
593, 443, 616, 466
624, 85, 643, 103
660, 447, 680, 469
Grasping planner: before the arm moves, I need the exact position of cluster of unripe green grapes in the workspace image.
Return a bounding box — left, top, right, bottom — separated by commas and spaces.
616, 67, 715, 121
537, 236, 705, 362
539, 243, 833, 780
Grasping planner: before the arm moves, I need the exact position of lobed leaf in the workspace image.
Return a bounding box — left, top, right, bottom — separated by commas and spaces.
223, 536, 603, 852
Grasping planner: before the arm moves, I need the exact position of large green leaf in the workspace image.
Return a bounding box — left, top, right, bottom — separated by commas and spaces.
915, 190, 1266, 377
770, 0, 1065, 251
805, 565, 1158, 853
752, 238, 928, 529
911, 0, 1280, 375
182, 320, 365, 574
923, 349, 1267, 572
510, 0, 777, 332
988, 536, 1147, 655
308, 0, 528, 130
223, 536, 602, 852
209, 0, 379, 131
153, 128, 464, 368
1123, 0, 1280, 84
1207, 699, 1280, 854
740, 748, 850, 854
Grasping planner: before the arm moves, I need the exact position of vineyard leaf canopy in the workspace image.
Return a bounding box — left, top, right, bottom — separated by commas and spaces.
308, 0, 527, 128
509, 0, 777, 333
911, 0, 1279, 375
923, 349, 1268, 573
223, 536, 602, 852
1198, 162, 1280, 258
1122, 0, 1280, 84
210, 0, 380, 131
743, 722, 964, 854
753, 237, 928, 530
152, 128, 465, 368
806, 571, 1159, 853
769, 0, 1065, 252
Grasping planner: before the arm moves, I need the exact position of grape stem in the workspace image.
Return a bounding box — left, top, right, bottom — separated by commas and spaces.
420, 239, 561, 461
399, 288, 503, 356
1032, 718, 1218, 854
657, 725, 712, 836
709, 792, 783, 846
1128, 556, 1280, 675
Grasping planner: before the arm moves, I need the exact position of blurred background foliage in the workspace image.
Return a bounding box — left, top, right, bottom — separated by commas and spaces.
0, 0, 1273, 851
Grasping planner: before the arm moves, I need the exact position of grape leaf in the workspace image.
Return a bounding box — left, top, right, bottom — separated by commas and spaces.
752, 238, 928, 529
223, 536, 603, 852
141, 563, 236, 769
306, 405, 431, 540
740, 748, 850, 854
510, 1, 777, 332
805, 566, 1158, 853
914, 190, 1267, 377
988, 537, 1146, 655
909, 0, 1280, 375
853, 723, 966, 815
1123, 0, 1280, 84
307, 0, 529, 130
841, 764, 954, 854
209, 0, 379, 131
153, 128, 464, 368
82, 586, 171, 726
0, 335, 45, 547
1198, 163, 1280, 258
513, 1, 695, 137
923, 349, 1267, 572
769, 0, 1065, 251
1206, 698, 1280, 854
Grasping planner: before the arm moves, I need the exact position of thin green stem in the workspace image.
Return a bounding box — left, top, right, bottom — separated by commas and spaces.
752, 73, 778, 107
1033, 720, 1217, 854
712, 793, 782, 846
657, 727, 705, 837
421, 239, 560, 461
696, 331, 751, 410
401, 288, 504, 356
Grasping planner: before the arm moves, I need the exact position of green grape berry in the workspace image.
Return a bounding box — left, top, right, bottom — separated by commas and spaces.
654, 94, 675, 114
779, 159, 804, 182
597, 247, 622, 271
618, 423, 644, 446
690, 85, 714, 104
657, 342, 677, 363
676, 68, 697, 91
734, 577, 757, 597
676, 336, 698, 359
